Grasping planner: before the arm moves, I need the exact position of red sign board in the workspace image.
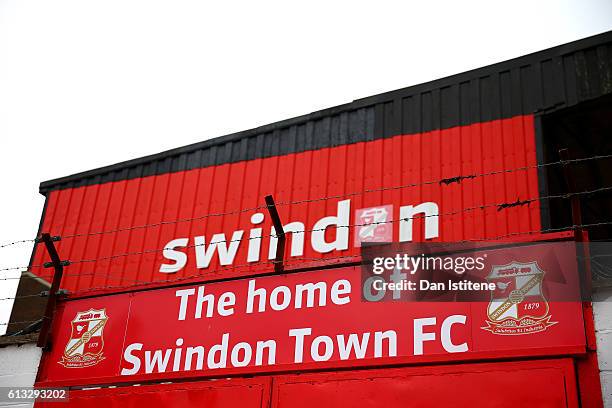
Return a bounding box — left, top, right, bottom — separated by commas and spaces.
36, 240, 585, 387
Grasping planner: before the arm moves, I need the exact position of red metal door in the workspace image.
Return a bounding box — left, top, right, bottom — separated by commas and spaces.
37, 358, 578, 407
271, 359, 579, 408
37, 377, 271, 408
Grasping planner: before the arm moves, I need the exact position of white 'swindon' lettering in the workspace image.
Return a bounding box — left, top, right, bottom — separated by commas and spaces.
159, 199, 440, 273
121, 343, 143, 375
311, 199, 351, 253
195, 231, 244, 268
121, 335, 279, 375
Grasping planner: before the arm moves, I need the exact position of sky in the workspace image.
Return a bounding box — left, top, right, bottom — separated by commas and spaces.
0, 0, 611, 334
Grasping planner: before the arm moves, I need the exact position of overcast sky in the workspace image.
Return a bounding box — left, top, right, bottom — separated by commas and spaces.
0, 0, 611, 334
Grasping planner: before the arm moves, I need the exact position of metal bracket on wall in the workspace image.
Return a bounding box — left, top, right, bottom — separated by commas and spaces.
35, 232, 65, 350
559, 148, 584, 238
265, 195, 286, 274
560, 148, 596, 351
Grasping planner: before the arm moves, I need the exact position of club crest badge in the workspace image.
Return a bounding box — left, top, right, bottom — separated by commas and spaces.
354, 205, 393, 246
482, 261, 556, 335
59, 309, 108, 368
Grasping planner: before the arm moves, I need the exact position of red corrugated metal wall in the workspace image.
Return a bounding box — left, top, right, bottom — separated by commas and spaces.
31, 115, 540, 295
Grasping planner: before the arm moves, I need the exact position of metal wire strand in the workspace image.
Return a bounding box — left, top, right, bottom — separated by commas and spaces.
1, 220, 611, 301
0, 153, 605, 247
2, 183, 612, 273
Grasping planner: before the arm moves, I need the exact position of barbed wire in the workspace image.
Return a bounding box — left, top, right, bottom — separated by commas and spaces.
0, 154, 608, 295
0, 319, 42, 327
1, 219, 612, 302
0, 264, 42, 272
0, 256, 333, 300
0, 239, 36, 249
0, 293, 46, 302
1, 183, 611, 273
48, 153, 612, 241
24, 184, 612, 269
1, 153, 611, 250
273, 153, 612, 207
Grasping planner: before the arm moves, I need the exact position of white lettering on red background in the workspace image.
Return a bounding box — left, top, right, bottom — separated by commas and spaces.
159, 199, 440, 273
120, 274, 467, 376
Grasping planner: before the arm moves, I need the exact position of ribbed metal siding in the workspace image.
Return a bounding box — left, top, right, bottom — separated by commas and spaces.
31, 115, 541, 294
39, 31, 612, 193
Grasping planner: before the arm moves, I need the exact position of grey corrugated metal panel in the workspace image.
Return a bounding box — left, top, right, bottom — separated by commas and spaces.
128, 163, 145, 179
363, 30, 612, 110
262, 131, 275, 157
421, 91, 434, 132
499, 70, 513, 118
278, 127, 291, 155
599, 45, 612, 94
440, 85, 459, 130
39, 30, 612, 194
313, 118, 330, 150
378, 100, 401, 138
304, 120, 315, 151
329, 115, 341, 146
294, 124, 306, 152
185, 149, 203, 171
